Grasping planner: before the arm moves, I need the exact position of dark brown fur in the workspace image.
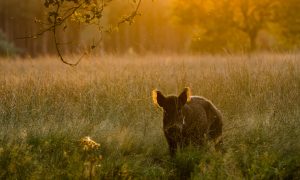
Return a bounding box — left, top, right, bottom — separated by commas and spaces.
153, 88, 223, 156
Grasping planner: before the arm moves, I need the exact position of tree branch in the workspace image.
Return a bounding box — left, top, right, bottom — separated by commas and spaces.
118, 0, 142, 26
17, 0, 142, 67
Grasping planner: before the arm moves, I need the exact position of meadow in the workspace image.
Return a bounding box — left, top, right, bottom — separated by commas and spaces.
0, 54, 299, 179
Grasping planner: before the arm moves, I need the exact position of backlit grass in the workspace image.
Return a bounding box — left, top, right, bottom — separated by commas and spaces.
0, 54, 299, 179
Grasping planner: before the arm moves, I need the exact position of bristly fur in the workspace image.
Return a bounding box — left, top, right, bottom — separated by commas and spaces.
184, 87, 192, 102
152, 87, 192, 105
152, 89, 158, 106
152, 87, 223, 157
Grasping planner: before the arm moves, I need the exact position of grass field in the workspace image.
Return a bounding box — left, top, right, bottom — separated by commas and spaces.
0, 54, 300, 179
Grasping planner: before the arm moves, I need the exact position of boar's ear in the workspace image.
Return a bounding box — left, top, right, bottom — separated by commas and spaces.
152, 90, 166, 107
178, 87, 191, 106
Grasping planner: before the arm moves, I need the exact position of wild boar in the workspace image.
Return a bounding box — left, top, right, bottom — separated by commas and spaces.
152, 87, 223, 156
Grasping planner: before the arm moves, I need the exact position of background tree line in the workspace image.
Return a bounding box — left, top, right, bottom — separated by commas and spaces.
172, 0, 300, 53
0, 0, 300, 57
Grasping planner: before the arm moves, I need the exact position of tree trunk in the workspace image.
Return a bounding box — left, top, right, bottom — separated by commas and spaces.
249, 31, 258, 52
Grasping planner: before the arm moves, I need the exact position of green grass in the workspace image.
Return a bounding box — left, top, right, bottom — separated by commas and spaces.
0, 54, 300, 179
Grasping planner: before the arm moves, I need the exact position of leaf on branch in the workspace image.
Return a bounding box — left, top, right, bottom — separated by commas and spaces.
48, 16, 53, 23
63, 24, 68, 31
57, 17, 63, 23
34, 17, 42, 24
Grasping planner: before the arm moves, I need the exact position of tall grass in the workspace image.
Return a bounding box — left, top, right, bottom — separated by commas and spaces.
0, 54, 299, 179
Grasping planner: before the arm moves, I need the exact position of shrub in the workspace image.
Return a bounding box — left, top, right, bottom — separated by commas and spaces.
0, 30, 21, 57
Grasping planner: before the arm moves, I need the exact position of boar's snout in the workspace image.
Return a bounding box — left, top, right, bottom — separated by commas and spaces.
164, 125, 183, 141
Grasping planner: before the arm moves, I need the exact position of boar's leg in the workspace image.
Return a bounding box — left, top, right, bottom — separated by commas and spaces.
166, 137, 177, 157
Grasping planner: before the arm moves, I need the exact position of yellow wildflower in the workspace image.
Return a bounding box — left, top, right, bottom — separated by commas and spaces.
79, 136, 100, 151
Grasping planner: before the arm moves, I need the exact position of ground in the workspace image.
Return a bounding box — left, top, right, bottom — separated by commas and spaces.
0, 54, 299, 179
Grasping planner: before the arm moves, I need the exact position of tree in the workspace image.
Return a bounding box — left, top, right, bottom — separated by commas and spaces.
172, 0, 278, 52
101, 0, 188, 54
230, 0, 278, 51
276, 0, 300, 49
24, 0, 142, 66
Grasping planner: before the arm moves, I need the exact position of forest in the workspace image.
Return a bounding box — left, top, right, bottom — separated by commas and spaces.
1, 0, 300, 57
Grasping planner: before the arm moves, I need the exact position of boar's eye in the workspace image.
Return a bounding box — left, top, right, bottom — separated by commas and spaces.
177, 108, 182, 114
